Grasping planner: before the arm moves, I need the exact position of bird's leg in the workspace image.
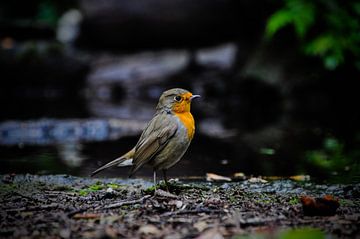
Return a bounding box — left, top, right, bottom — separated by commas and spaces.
153, 170, 157, 196
162, 169, 170, 192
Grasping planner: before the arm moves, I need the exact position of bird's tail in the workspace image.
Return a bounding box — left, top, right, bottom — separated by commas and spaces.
90, 148, 135, 177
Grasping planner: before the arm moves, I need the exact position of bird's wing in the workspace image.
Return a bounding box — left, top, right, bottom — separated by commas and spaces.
129, 113, 178, 176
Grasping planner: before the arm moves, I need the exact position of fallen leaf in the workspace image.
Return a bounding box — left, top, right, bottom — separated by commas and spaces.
233, 172, 245, 179
105, 226, 117, 238
59, 228, 71, 239
193, 221, 209, 232
196, 228, 224, 239
139, 224, 161, 235
156, 189, 178, 198
247, 177, 267, 183
300, 195, 340, 216
168, 200, 183, 209
206, 173, 231, 182
290, 175, 310, 181
204, 198, 224, 207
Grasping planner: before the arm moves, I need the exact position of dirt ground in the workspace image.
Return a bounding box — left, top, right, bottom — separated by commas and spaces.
0, 174, 359, 238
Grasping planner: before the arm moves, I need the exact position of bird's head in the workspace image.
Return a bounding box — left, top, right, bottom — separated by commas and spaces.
156, 88, 200, 113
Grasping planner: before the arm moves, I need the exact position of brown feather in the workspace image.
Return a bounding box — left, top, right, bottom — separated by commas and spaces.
129, 113, 177, 176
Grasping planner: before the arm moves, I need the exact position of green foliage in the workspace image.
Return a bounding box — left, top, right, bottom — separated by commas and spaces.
88, 183, 104, 191
259, 148, 276, 155
305, 137, 360, 180
75, 182, 122, 196
278, 228, 325, 239
144, 185, 157, 194
266, 0, 360, 70
0, 183, 17, 193
234, 228, 325, 239
78, 189, 90, 196
288, 196, 299, 205
306, 137, 346, 170
266, 0, 315, 39
36, 0, 59, 26
106, 183, 122, 189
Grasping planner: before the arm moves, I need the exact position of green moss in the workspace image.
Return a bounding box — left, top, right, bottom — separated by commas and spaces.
234, 228, 325, 239
106, 183, 122, 189
71, 181, 126, 196
0, 183, 17, 193
144, 185, 157, 194
78, 189, 89, 196
228, 195, 238, 204
279, 228, 325, 239
288, 196, 300, 205
339, 199, 355, 206
89, 184, 105, 191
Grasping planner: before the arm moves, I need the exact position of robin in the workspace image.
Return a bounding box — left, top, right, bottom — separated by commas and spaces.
91, 88, 200, 191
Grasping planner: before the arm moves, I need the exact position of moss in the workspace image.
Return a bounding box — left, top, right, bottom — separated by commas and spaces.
144, 185, 157, 194
0, 183, 17, 193
289, 196, 300, 205
228, 195, 238, 204
75, 182, 122, 196
78, 189, 90, 196
89, 184, 104, 191
339, 199, 355, 206
278, 227, 325, 239
106, 183, 123, 189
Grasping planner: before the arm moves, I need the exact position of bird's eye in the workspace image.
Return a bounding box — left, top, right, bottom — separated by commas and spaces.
174, 95, 182, 102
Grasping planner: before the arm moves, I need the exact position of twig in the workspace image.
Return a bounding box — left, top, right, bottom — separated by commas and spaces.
68, 206, 93, 217
68, 195, 151, 217
97, 195, 151, 210
12, 191, 44, 203
160, 208, 223, 217
6, 203, 59, 212
72, 213, 101, 219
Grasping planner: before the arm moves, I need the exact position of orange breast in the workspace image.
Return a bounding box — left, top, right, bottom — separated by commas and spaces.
175, 112, 195, 140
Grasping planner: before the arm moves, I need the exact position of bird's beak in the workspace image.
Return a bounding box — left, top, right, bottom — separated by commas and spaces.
190, 95, 201, 101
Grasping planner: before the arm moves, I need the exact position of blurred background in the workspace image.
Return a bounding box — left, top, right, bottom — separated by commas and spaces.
0, 0, 359, 182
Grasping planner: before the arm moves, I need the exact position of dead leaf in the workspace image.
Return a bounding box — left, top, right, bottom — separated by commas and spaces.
196, 228, 224, 239
168, 200, 183, 209
139, 224, 161, 235
233, 172, 245, 179
156, 189, 178, 198
206, 173, 231, 182
193, 221, 209, 232
300, 195, 340, 216
59, 228, 71, 239
290, 175, 310, 181
204, 198, 224, 207
105, 226, 117, 238
248, 177, 267, 183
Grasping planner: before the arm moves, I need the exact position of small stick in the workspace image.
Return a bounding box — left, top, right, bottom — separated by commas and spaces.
68, 206, 92, 217
99, 195, 151, 210
6, 203, 59, 212
68, 195, 151, 217
160, 208, 223, 217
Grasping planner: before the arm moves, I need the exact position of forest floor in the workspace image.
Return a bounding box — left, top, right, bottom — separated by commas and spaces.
0, 174, 359, 238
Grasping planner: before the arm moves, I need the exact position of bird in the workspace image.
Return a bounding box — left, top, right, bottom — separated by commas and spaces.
91, 88, 200, 191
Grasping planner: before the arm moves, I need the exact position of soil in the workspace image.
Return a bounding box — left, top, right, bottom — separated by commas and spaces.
0, 174, 359, 238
